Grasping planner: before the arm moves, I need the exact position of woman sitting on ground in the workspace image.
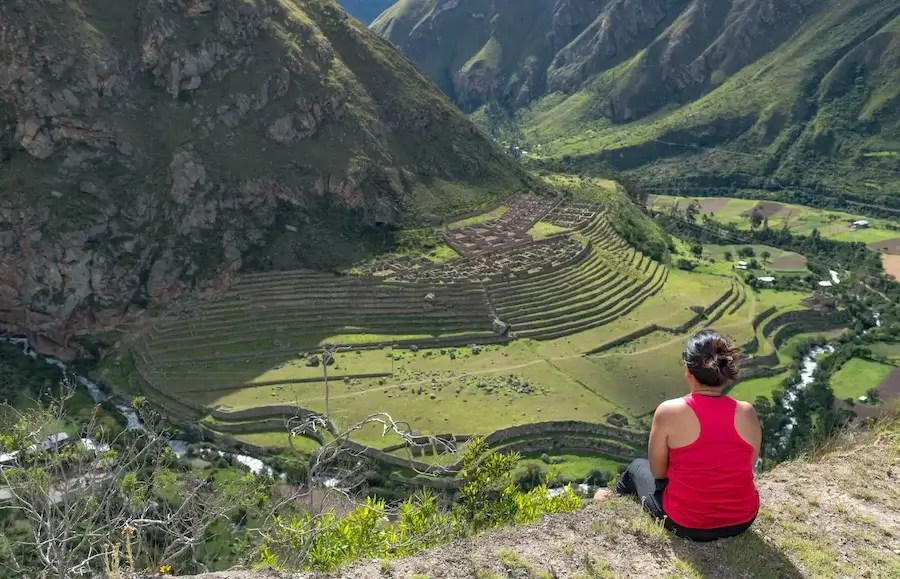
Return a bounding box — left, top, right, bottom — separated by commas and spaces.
596, 329, 762, 541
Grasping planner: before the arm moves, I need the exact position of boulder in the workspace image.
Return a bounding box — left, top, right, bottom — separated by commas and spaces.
491, 317, 510, 336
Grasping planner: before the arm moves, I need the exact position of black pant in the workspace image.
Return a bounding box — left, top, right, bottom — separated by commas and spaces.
614, 458, 756, 542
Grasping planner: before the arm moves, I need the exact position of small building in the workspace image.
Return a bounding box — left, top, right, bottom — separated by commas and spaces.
736, 265, 748, 270
738, 260, 748, 266
43, 433, 71, 451
850, 220, 870, 230
0, 451, 19, 467
757, 276, 776, 283
818, 280, 833, 287
858, 396, 868, 403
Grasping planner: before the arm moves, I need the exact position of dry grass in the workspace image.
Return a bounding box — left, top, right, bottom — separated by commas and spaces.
170, 408, 900, 579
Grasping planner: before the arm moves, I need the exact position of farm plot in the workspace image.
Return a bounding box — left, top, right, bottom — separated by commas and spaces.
650, 195, 898, 240
830, 358, 896, 401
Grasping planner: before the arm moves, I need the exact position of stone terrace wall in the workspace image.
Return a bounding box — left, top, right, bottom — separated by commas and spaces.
482, 421, 647, 448
584, 324, 659, 355
761, 309, 852, 339
498, 437, 640, 461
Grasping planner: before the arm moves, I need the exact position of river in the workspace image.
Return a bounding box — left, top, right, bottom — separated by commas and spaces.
1, 335, 274, 476
780, 345, 835, 440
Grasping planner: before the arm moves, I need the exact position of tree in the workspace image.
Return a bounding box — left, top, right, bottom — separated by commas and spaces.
865, 387, 881, 404
761, 250, 772, 263
724, 251, 733, 262
738, 246, 756, 258
685, 202, 700, 224
749, 208, 764, 229
690, 243, 704, 258
0, 385, 267, 578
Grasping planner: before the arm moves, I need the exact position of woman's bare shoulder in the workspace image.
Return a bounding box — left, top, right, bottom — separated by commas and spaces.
655, 396, 688, 414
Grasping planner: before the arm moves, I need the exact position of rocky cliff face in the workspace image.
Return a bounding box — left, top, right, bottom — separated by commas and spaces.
0, 0, 528, 359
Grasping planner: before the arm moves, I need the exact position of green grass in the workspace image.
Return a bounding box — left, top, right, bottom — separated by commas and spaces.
445, 205, 508, 229
528, 221, 571, 239
516, 451, 626, 482
867, 342, 900, 364
729, 372, 792, 403
830, 358, 895, 401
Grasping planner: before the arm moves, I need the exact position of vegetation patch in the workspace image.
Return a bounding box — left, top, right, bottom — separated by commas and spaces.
830, 358, 895, 402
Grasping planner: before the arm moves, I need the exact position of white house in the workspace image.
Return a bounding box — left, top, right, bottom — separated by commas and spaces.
851, 220, 870, 230
738, 260, 748, 266
818, 280, 833, 287
757, 276, 776, 283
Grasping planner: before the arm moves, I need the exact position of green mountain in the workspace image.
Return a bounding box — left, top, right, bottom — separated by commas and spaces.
338, 0, 397, 23
372, 0, 900, 198
0, 0, 529, 358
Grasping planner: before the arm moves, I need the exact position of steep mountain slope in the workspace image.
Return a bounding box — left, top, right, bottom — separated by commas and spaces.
0, 0, 530, 358
373, 0, 900, 198
337, 0, 396, 23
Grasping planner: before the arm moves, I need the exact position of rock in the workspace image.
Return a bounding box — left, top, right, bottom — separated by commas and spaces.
429, 393, 436, 399
449, 351, 456, 360
181, 75, 202, 91
168, 150, 207, 204
410, 344, 419, 352
471, 344, 481, 355
18, 119, 54, 159
491, 317, 510, 336
424, 292, 435, 302
305, 355, 321, 367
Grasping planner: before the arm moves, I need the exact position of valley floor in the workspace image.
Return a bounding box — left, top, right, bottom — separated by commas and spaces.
157, 411, 900, 578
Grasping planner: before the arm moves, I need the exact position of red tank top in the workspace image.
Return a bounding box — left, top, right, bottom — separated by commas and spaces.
662, 393, 759, 529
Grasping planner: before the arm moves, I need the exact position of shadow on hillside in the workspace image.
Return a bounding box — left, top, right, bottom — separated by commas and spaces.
671, 530, 805, 579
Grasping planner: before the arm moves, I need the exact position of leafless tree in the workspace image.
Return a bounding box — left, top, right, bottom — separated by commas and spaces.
0, 381, 265, 578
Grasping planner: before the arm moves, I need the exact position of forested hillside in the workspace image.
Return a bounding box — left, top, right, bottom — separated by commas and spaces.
373, 0, 900, 199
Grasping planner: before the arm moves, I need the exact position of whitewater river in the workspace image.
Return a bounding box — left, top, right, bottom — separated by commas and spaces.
1, 335, 273, 476
780, 345, 835, 438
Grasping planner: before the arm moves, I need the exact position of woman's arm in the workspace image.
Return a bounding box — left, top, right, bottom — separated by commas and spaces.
737, 401, 762, 467
648, 403, 671, 479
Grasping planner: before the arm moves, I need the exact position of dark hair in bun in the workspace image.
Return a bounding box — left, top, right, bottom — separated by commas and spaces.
683, 329, 740, 387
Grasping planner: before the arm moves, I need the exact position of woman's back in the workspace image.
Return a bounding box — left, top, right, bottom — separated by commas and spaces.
663, 393, 758, 529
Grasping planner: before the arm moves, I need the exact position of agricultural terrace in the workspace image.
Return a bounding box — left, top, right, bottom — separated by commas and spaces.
649, 195, 900, 244
102, 193, 846, 486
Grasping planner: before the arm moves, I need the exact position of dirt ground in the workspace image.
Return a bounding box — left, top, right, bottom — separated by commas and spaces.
695, 198, 729, 214
882, 254, 900, 280
869, 238, 900, 255
171, 414, 900, 579
878, 368, 900, 405
771, 254, 807, 270
742, 201, 785, 218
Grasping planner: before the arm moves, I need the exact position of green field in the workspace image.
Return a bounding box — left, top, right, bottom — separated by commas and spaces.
650, 195, 899, 243
867, 343, 900, 364
830, 358, 895, 401
729, 372, 792, 402
516, 451, 627, 484
446, 205, 508, 229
